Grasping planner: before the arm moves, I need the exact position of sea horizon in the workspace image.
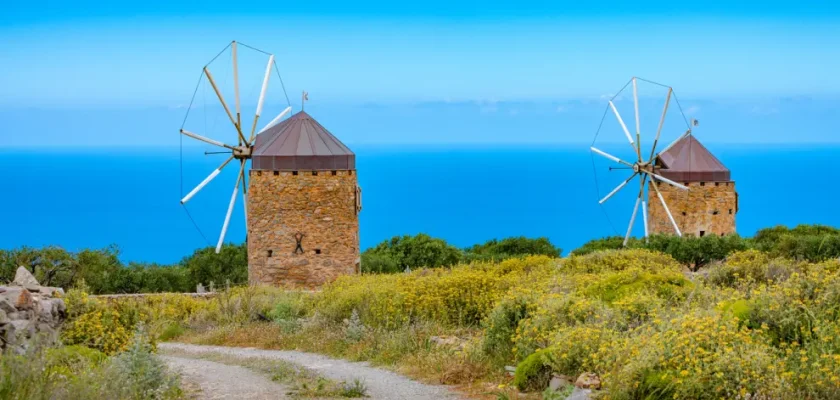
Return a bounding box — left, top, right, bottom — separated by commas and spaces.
2, 144, 838, 264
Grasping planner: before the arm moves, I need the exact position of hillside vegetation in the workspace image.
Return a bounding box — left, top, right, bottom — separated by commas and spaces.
54, 224, 840, 399
5, 224, 840, 294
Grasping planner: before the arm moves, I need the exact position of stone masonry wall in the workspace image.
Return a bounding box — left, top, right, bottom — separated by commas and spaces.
647, 181, 737, 237
247, 169, 359, 288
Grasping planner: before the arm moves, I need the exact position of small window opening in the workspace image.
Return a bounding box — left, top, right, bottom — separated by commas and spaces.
700, 182, 705, 186
314, 249, 321, 255
699, 230, 706, 237
331, 170, 337, 176
349, 170, 354, 175
681, 211, 687, 216
257, 171, 262, 176
312, 171, 318, 176
715, 182, 720, 186
292, 171, 298, 176
713, 210, 719, 215
721, 233, 725, 237
729, 209, 733, 215
274, 171, 279, 176
267, 250, 273, 257
684, 182, 690, 186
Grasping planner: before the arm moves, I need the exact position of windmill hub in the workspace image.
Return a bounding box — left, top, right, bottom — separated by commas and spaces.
233, 145, 252, 160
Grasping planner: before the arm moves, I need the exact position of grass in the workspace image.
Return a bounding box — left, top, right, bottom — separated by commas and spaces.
158, 347, 368, 398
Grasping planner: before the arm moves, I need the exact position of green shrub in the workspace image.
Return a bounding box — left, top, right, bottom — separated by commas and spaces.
362, 234, 462, 272
360, 252, 401, 274
513, 351, 552, 392
104, 332, 182, 399
466, 236, 561, 260
158, 323, 186, 341
0, 335, 182, 400
570, 236, 627, 256
181, 243, 247, 288
482, 293, 534, 361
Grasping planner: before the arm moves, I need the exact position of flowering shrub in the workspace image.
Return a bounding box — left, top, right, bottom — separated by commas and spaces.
317, 256, 556, 328
74, 246, 840, 399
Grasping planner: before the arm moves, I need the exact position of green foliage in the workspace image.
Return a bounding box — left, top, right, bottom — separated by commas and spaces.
571, 234, 749, 271
180, 243, 248, 288
482, 294, 534, 361
513, 351, 552, 392
158, 323, 186, 341
0, 243, 246, 294
105, 332, 182, 399
362, 233, 462, 272
0, 335, 182, 400
570, 236, 626, 256
466, 236, 561, 261
360, 252, 401, 274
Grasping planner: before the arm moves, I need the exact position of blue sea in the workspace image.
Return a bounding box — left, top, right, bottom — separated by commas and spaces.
1, 145, 838, 264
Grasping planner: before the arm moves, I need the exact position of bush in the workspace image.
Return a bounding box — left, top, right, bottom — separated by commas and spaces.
562, 249, 681, 275
360, 252, 401, 274
317, 256, 555, 329
571, 234, 749, 271
570, 236, 626, 256
466, 236, 561, 260
104, 332, 182, 399
513, 351, 552, 392
181, 243, 248, 288
362, 234, 462, 272
0, 336, 182, 400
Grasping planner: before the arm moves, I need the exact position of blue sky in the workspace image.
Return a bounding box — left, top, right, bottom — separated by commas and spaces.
1, 1, 839, 144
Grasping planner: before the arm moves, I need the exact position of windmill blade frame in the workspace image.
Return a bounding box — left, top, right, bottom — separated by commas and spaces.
179, 40, 294, 252
591, 77, 690, 244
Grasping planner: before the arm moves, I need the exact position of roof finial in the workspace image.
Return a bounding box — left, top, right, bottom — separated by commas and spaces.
302, 90, 309, 111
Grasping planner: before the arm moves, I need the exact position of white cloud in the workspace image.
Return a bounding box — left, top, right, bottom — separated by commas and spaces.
684, 105, 700, 115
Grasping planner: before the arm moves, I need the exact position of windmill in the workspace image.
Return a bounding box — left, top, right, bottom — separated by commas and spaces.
590, 77, 691, 246
179, 41, 292, 253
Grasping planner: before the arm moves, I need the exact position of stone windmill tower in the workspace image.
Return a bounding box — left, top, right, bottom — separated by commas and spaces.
247, 110, 361, 287
590, 77, 738, 245
647, 132, 737, 237
178, 42, 361, 288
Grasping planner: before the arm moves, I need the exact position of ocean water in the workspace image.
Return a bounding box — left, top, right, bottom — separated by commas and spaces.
1, 144, 838, 264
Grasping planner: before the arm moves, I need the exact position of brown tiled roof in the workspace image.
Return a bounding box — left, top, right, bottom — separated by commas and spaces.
252, 111, 355, 170
656, 134, 730, 182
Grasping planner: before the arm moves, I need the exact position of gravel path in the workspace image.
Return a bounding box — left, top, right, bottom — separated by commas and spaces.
159, 343, 461, 400
161, 355, 289, 399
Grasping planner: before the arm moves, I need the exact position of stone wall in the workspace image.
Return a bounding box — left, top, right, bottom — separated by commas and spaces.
1, 267, 66, 352
647, 181, 737, 237
247, 169, 360, 288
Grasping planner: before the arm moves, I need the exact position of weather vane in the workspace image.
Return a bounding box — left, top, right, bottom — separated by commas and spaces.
302, 90, 309, 111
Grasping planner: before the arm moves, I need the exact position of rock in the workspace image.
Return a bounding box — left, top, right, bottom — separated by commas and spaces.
13, 267, 39, 287
0, 276, 66, 351
550, 374, 574, 391
2, 287, 34, 310
37, 286, 64, 298
0, 297, 15, 313
574, 373, 601, 390
566, 388, 592, 400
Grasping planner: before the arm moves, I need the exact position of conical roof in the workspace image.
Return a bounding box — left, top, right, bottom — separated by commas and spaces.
252, 111, 355, 170
656, 134, 730, 182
